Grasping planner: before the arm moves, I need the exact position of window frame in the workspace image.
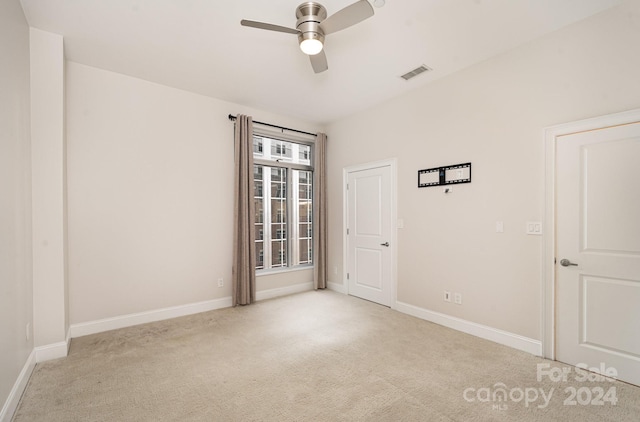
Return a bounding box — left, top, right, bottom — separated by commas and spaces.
253, 128, 315, 274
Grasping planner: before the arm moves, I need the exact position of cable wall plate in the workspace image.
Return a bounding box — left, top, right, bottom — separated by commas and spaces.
418, 162, 471, 188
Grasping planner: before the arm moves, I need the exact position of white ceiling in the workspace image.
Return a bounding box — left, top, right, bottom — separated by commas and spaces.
20, 0, 622, 125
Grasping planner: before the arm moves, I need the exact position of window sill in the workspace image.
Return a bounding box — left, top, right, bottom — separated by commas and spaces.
256, 265, 314, 277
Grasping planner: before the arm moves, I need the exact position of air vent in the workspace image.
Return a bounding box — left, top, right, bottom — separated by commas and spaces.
400, 65, 432, 81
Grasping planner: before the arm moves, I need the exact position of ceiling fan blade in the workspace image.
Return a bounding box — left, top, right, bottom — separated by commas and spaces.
309, 50, 328, 74
319, 0, 374, 35
240, 19, 300, 35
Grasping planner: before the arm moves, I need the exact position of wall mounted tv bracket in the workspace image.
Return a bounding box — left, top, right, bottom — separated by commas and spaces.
418, 162, 471, 188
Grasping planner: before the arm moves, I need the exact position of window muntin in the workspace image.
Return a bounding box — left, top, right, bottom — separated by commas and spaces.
253, 135, 313, 271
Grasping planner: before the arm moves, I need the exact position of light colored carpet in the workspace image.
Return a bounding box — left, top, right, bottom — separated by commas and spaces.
13, 291, 640, 421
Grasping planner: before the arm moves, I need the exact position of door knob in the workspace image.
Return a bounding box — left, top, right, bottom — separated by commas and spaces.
380, 242, 389, 247
560, 259, 578, 267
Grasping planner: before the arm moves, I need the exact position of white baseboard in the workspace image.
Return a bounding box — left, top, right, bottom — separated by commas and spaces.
69, 283, 315, 339
256, 282, 314, 301
70, 297, 233, 338
0, 350, 36, 422
327, 281, 346, 294
35, 329, 70, 363
395, 301, 542, 356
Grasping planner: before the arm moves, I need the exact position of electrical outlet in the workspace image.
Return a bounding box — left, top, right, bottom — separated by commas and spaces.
454, 293, 462, 305
526, 221, 543, 235
217, 278, 224, 288
444, 291, 451, 302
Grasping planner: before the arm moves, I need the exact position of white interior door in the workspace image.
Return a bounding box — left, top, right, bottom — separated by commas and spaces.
556, 122, 640, 386
346, 164, 393, 306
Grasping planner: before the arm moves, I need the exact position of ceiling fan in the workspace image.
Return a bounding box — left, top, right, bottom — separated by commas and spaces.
240, 1, 375, 73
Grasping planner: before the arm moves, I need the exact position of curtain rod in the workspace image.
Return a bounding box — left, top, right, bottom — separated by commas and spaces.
228, 114, 317, 137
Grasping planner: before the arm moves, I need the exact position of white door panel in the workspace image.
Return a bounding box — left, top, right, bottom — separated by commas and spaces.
581, 276, 640, 355
583, 138, 640, 254
346, 164, 393, 306
354, 248, 383, 289
556, 122, 640, 386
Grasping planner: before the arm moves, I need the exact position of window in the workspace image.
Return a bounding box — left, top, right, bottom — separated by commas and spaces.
253, 135, 313, 271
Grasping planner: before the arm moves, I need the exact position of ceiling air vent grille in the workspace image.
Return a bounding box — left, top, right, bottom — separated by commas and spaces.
400, 65, 432, 81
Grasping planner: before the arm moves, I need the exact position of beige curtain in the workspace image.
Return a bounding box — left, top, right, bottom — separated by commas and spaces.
313, 133, 328, 289
232, 115, 256, 306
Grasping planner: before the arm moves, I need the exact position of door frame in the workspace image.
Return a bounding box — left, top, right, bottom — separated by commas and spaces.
343, 158, 398, 309
543, 108, 640, 360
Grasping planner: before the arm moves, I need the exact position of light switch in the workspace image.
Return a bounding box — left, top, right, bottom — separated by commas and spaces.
397, 219, 404, 229
496, 221, 504, 233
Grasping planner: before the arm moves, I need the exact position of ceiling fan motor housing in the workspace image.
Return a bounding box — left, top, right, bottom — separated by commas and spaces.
239, 0, 374, 72
296, 2, 326, 49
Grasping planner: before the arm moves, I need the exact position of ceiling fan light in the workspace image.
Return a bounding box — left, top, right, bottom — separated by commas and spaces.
300, 38, 323, 55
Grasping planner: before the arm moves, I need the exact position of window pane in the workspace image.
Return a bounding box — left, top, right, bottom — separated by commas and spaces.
272, 225, 286, 240
299, 239, 310, 263
299, 223, 312, 240
271, 200, 285, 223
256, 242, 264, 270
271, 141, 292, 160
298, 183, 308, 200
254, 167, 263, 197
271, 183, 285, 198
298, 145, 311, 164
299, 202, 311, 222
253, 137, 264, 156
271, 167, 284, 182
271, 240, 287, 267
254, 194, 264, 220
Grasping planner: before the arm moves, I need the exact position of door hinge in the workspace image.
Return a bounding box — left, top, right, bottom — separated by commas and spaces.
346, 183, 349, 190
347, 273, 350, 280
347, 228, 350, 235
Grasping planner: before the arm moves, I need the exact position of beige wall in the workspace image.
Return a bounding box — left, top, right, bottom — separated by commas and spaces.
326, 1, 640, 341
30, 28, 68, 350
0, 0, 32, 410
66, 62, 320, 324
